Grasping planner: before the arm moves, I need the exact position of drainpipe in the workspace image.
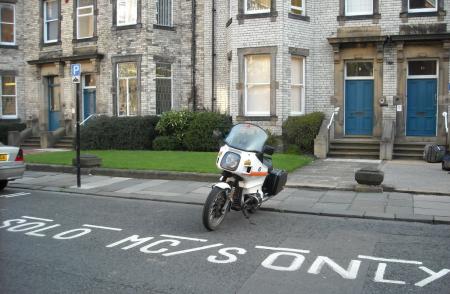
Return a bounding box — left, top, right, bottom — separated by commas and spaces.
211, 0, 216, 112
191, 0, 197, 111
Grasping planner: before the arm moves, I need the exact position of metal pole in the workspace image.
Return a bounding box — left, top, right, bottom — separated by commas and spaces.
76, 82, 81, 188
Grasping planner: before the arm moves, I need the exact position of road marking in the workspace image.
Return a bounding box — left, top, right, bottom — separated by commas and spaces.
160, 234, 208, 242
70, 177, 131, 190
163, 243, 224, 256
1, 192, 31, 198
358, 255, 422, 265
255, 245, 310, 254
83, 224, 122, 231
22, 216, 53, 222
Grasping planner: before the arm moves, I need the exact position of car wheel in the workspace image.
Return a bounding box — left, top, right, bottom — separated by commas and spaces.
0, 180, 8, 191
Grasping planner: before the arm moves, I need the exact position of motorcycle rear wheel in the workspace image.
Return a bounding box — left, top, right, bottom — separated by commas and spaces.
202, 187, 229, 231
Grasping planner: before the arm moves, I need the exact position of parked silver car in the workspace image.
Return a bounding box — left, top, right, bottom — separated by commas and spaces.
0, 144, 25, 191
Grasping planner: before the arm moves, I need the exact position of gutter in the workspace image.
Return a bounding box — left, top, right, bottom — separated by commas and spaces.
191, 0, 197, 111
211, 0, 216, 112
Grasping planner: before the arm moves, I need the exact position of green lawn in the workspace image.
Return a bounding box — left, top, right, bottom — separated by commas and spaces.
25, 150, 312, 174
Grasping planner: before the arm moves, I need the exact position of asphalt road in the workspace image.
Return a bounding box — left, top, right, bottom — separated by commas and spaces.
1, 187, 449, 294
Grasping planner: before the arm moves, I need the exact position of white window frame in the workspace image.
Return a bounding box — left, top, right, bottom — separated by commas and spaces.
244, 0, 271, 14
44, 0, 58, 44
291, 0, 305, 16
117, 63, 137, 117
0, 76, 17, 119
407, 59, 438, 79
408, 0, 438, 13
156, 0, 173, 27
76, 0, 94, 40
345, 0, 373, 16
244, 55, 271, 117
345, 61, 374, 80
0, 3, 15, 45
116, 0, 137, 27
155, 62, 173, 114
291, 56, 305, 116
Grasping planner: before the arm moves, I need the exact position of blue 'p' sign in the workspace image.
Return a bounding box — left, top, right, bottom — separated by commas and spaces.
71, 64, 81, 77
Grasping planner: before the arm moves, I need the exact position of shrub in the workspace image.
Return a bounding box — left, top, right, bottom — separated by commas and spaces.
282, 112, 325, 154
153, 136, 183, 151
183, 112, 233, 151
155, 110, 195, 146
0, 121, 26, 145
80, 116, 160, 150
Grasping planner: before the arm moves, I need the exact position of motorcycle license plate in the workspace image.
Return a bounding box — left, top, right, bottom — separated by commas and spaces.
0, 154, 8, 161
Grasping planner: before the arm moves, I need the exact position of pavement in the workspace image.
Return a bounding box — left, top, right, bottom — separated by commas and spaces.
9, 171, 450, 224
1, 188, 450, 293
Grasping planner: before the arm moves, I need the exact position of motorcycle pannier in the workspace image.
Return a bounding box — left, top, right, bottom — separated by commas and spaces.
423, 144, 446, 163
263, 169, 288, 196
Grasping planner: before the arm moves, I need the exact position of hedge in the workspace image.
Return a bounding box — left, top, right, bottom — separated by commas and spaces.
282, 112, 325, 154
0, 122, 26, 145
80, 116, 160, 150
183, 112, 233, 151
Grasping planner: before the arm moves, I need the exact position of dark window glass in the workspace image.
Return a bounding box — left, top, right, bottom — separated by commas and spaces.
409, 0, 436, 10
408, 60, 437, 76
156, 63, 172, 114
346, 62, 373, 77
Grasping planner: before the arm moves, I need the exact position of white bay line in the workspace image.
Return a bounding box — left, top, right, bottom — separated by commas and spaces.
162, 243, 223, 256
160, 234, 208, 242
22, 216, 54, 222
358, 255, 422, 265
83, 224, 122, 231
255, 246, 310, 254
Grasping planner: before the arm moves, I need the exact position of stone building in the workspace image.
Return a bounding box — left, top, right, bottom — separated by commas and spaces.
207, 0, 450, 159
1, 0, 450, 159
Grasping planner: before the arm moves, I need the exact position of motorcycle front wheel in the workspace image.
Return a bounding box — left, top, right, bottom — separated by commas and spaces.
202, 187, 229, 231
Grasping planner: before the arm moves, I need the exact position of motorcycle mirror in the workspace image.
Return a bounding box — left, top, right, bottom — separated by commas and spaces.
263, 145, 275, 156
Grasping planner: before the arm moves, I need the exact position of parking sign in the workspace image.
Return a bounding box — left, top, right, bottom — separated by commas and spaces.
71, 64, 81, 83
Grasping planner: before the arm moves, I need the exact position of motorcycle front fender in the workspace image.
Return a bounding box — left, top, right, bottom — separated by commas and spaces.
213, 182, 232, 191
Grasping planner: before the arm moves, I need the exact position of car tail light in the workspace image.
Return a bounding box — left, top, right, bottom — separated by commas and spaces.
15, 148, 24, 162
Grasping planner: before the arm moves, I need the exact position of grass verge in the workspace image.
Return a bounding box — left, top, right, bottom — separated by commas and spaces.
25, 150, 312, 174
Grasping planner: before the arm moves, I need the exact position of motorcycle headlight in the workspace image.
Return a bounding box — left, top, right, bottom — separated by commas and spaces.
220, 152, 241, 171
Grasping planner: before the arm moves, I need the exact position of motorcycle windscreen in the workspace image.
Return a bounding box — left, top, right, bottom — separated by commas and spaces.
225, 123, 268, 153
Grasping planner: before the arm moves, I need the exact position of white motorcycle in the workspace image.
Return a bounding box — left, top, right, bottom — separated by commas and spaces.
202, 123, 288, 231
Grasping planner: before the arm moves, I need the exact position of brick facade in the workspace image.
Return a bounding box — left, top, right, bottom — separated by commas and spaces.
1, 0, 449, 144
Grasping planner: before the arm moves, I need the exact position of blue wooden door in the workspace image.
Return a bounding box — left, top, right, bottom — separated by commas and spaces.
83, 88, 96, 120
48, 78, 60, 132
345, 80, 374, 136
406, 79, 437, 136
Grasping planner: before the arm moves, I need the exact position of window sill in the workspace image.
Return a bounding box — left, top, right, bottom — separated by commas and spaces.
42, 41, 61, 47
400, 11, 445, 18
226, 18, 232, 27
288, 13, 310, 22
237, 11, 278, 22
113, 23, 142, 31
236, 115, 278, 122
72, 36, 98, 44
153, 24, 176, 31
0, 44, 18, 49
337, 13, 381, 21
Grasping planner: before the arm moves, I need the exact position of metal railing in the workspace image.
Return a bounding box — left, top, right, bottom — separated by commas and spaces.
80, 113, 107, 126
443, 112, 449, 134
327, 107, 340, 130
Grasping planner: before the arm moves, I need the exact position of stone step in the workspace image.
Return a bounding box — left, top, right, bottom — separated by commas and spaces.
330, 144, 380, 151
328, 150, 379, 159
393, 153, 423, 160
331, 139, 380, 145
394, 147, 424, 152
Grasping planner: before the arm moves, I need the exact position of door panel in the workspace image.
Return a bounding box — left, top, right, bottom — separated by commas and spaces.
83, 89, 96, 120
48, 78, 60, 132
345, 80, 374, 136
406, 79, 437, 137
